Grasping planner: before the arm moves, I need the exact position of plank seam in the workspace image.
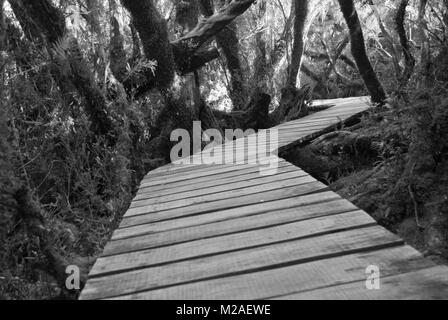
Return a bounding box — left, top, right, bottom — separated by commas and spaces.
121, 182, 329, 223
91, 237, 404, 300
91, 223, 380, 279
102, 208, 364, 257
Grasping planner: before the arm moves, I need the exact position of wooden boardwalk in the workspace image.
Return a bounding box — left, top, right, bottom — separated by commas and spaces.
80, 96, 448, 300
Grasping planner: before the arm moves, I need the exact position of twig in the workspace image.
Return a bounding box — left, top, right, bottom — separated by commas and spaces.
408, 184, 423, 229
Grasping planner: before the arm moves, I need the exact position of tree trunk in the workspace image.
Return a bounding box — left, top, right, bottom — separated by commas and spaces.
417, 0, 431, 86
122, 0, 253, 96
0, 0, 5, 52
9, 0, 115, 138
130, 22, 142, 66
84, 0, 107, 84
121, 0, 175, 89
272, 0, 310, 126
395, 0, 415, 87
84, 0, 102, 34
175, 0, 202, 116
216, 0, 245, 110
287, 0, 309, 88
270, 0, 295, 68
176, 1, 222, 133
110, 16, 128, 84
0, 0, 6, 95
200, 0, 245, 111
337, 0, 386, 104
250, 0, 268, 95
369, 0, 402, 83
173, 0, 256, 51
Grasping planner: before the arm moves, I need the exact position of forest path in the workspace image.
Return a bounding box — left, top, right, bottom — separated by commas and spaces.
79, 96, 448, 300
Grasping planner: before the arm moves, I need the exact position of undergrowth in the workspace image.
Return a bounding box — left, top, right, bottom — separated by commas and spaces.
0, 64, 167, 299
284, 86, 448, 261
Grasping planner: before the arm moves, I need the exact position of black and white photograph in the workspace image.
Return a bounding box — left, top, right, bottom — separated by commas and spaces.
1, 0, 448, 305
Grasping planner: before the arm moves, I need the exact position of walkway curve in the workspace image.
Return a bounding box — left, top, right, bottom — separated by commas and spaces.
80, 96, 448, 300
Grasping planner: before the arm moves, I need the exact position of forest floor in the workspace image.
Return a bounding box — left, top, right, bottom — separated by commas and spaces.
2, 93, 447, 300
282, 94, 448, 265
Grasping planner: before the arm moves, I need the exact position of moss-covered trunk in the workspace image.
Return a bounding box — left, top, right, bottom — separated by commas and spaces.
121, 0, 175, 89
9, 0, 115, 138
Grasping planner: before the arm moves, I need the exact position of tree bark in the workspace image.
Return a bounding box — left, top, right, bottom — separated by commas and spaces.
201, 0, 245, 111
337, 0, 386, 104
273, 0, 310, 126
176, 0, 200, 33
287, 0, 309, 88
250, 0, 268, 95
130, 22, 142, 66
0, 0, 5, 52
122, 0, 252, 96
369, 0, 402, 83
216, 0, 245, 111
417, 0, 431, 86
0, 0, 6, 91
9, 0, 115, 138
270, 0, 295, 68
86, 0, 108, 86
176, 1, 222, 133
110, 16, 127, 84
199, 0, 214, 16
84, 0, 102, 34
121, 0, 175, 89
395, 0, 415, 87
172, 0, 256, 53
175, 0, 202, 116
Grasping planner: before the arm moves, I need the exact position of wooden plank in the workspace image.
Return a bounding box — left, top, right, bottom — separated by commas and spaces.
276, 117, 358, 131
130, 174, 316, 212
101, 246, 433, 300
275, 107, 370, 128
276, 266, 448, 300
135, 163, 297, 201
276, 111, 372, 150
276, 119, 347, 130
140, 162, 262, 187
139, 160, 290, 190
311, 96, 369, 105
145, 162, 205, 177
276, 130, 318, 140
113, 191, 341, 239
103, 199, 359, 256
138, 161, 292, 194
92, 210, 376, 277
275, 114, 358, 128
277, 125, 337, 134
143, 157, 283, 180
81, 96, 448, 301
141, 158, 291, 187
81, 226, 402, 300
122, 180, 328, 222
277, 120, 346, 131
133, 166, 305, 204
276, 114, 365, 132
279, 103, 369, 121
